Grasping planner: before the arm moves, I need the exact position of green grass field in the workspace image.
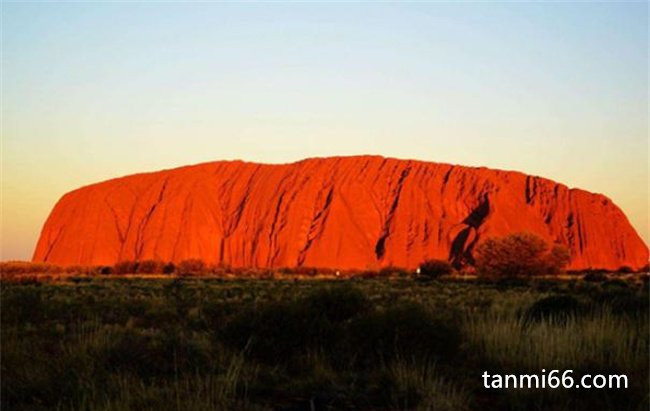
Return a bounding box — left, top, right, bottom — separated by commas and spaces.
1, 276, 648, 411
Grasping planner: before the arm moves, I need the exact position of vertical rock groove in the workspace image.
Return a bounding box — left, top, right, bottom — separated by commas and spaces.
375, 165, 412, 261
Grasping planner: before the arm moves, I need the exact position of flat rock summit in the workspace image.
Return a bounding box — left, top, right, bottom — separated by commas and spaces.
33, 156, 648, 271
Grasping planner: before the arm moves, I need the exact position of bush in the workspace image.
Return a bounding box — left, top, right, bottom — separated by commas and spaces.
583, 271, 607, 282
65, 265, 85, 275
220, 285, 369, 364
546, 245, 571, 274
378, 266, 411, 278
114, 261, 138, 275
359, 270, 380, 279
290, 266, 319, 276
99, 266, 114, 275
474, 233, 570, 278
177, 259, 206, 276
493, 276, 531, 289
346, 302, 461, 367
602, 279, 628, 289
593, 289, 649, 316
221, 300, 314, 363
0, 261, 61, 275
100, 329, 212, 378
162, 262, 176, 275
208, 264, 228, 276
523, 295, 583, 326
304, 285, 370, 323
419, 259, 453, 278
136, 260, 164, 274
221, 297, 461, 368
1, 287, 45, 324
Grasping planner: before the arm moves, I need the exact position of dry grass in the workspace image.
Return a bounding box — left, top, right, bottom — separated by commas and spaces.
1, 276, 647, 411
464, 300, 648, 373
387, 358, 470, 411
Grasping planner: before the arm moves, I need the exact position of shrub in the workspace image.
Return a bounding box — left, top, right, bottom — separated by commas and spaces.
65, 265, 85, 275
221, 300, 313, 363
290, 266, 319, 276
593, 289, 649, 316
100, 328, 212, 378
0, 261, 61, 275
304, 285, 370, 323
474, 233, 570, 278
346, 302, 461, 367
220, 285, 368, 364
177, 259, 206, 276
208, 264, 228, 276
13, 275, 42, 285
1, 287, 45, 323
583, 271, 607, 282
136, 260, 164, 274
493, 276, 531, 289
162, 262, 176, 275
523, 295, 583, 326
359, 270, 380, 279
602, 279, 628, 289
378, 266, 411, 278
114, 261, 138, 275
546, 244, 571, 274
419, 259, 453, 278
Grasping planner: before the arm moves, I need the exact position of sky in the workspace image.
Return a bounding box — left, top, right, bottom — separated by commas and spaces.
1, 2, 648, 261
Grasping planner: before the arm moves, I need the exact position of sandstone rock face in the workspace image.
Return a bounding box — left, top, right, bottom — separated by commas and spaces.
33, 156, 648, 270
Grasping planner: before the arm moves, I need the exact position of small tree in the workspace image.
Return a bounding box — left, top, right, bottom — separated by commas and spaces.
474, 233, 570, 278
419, 259, 453, 278
546, 244, 571, 274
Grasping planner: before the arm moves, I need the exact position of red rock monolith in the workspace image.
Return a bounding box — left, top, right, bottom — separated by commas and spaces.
33, 156, 648, 271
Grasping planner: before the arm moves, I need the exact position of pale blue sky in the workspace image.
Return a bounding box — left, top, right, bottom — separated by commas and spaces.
2, 2, 648, 260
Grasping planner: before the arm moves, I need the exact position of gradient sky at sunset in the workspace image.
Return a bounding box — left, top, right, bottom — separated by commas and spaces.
2, 2, 648, 261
